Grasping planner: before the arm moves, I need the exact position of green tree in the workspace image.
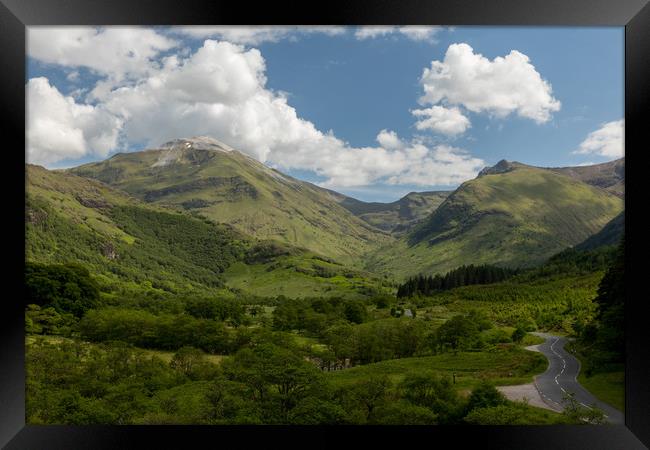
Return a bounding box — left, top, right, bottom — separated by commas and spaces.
400, 374, 462, 424
25, 262, 100, 317
465, 381, 507, 414
593, 236, 625, 359
561, 392, 606, 424
370, 400, 438, 425
511, 327, 527, 344
436, 314, 482, 353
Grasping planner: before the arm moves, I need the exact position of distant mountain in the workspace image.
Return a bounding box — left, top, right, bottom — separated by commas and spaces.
69, 136, 392, 264
575, 211, 624, 251
26, 164, 387, 298
60, 136, 624, 280
332, 190, 450, 235
365, 160, 624, 278
548, 158, 624, 197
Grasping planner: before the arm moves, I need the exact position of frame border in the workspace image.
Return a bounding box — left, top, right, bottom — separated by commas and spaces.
2, 1, 648, 448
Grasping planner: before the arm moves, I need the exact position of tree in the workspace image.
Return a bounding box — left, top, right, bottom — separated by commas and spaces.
400, 374, 462, 424
511, 327, 527, 344
436, 314, 482, 353
348, 375, 392, 420
592, 236, 625, 360
170, 346, 207, 379
343, 300, 367, 324
370, 400, 437, 425
25, 262, 100, 317
465, 381, 507, 413
561, 392, 606, 424
222, 343, 323, 422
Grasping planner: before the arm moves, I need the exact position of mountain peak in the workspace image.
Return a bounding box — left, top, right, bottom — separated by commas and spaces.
159, 136, 235, 153
152, 136, 236, 168
477, 159, 518, 177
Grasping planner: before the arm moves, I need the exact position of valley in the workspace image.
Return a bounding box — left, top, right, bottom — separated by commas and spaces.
25, 136, 625, 425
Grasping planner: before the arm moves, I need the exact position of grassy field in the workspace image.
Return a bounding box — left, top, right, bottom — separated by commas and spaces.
326, 346, 547, 391
223, 256, 388, 299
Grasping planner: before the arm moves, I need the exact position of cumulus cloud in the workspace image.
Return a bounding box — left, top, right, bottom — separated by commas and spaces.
27, 36, 485, 188
28, 27, 177, 81
174, 26, 346, 45
574, 120, 624, 159
354, 26, 443, 42
376, 129, 404, 150
27, 77, 122, 165
412, 105, 470, 135
419, 43, 561, 123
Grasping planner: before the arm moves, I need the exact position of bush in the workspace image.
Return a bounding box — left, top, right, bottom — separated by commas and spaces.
465, 381, 507, 413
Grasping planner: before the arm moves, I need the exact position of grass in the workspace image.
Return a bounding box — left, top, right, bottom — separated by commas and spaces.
223, 256, 389, 299
69, 148, 393, 262
563, 342, 624, 412
522, 333, 546, 346
577, 370, 624, 412
326, 346, 547, 391
366, 166, 623, 279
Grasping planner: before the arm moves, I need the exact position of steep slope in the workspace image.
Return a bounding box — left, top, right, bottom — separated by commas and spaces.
26, 164, 243, 294
69, 137, 392, 264
366, 160, 624, 279
331, 190, 450, 235
26, 164, 386, 298
574, 211, 624, 251
549, 158, 624, 197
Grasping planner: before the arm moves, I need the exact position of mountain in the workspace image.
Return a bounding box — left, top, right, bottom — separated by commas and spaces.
26, 164, 388, 299
365, 160, 624, 278
548, 158, 624, 197
575, 211, 624, 251
69, 137, 392, 264
331, 190, 451, 235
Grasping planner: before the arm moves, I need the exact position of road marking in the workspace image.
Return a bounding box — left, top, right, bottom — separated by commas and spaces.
580, 403, 593, 410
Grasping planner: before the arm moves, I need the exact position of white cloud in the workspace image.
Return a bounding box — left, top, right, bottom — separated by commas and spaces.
419, 43, 561, 123
574, 120, 624, 159
398, 26, 444, 42
354, 26, 443, 42
27, 36, 485, 188
174, 26, 346, 45
386, 145, 486, 186
354, 27, 395, 40
26, 77, 122, 165
376, 129, 404, 150
412, 105, 470, 135
28, 27, 177, 80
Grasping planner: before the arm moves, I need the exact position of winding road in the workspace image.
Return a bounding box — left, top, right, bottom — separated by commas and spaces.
530, 332, 624, 424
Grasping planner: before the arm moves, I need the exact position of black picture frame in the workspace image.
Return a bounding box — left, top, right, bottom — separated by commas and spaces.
2, 0, 648, 448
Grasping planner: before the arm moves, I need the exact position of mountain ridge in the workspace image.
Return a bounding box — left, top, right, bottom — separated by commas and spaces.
64, 136, 624, 279
69, 138, 393, 264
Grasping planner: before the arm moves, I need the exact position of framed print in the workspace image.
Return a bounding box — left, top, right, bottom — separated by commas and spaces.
1, 0, 649, 448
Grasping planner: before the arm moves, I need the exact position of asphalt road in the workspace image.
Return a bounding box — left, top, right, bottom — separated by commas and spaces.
530, 332, 624, 425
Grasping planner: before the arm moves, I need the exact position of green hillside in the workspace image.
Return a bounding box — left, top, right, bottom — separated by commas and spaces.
575, 211, 624, 251
549, 158, 624, 197
26, 164, 383, 299
365, 161, 624, 279
69, 137, 392, 264
333, 190, 450, 235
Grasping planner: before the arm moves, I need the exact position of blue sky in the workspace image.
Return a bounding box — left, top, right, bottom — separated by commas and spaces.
26, 26, 624, 202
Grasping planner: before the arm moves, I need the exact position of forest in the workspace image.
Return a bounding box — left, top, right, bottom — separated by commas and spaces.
25, 238, 624, 425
